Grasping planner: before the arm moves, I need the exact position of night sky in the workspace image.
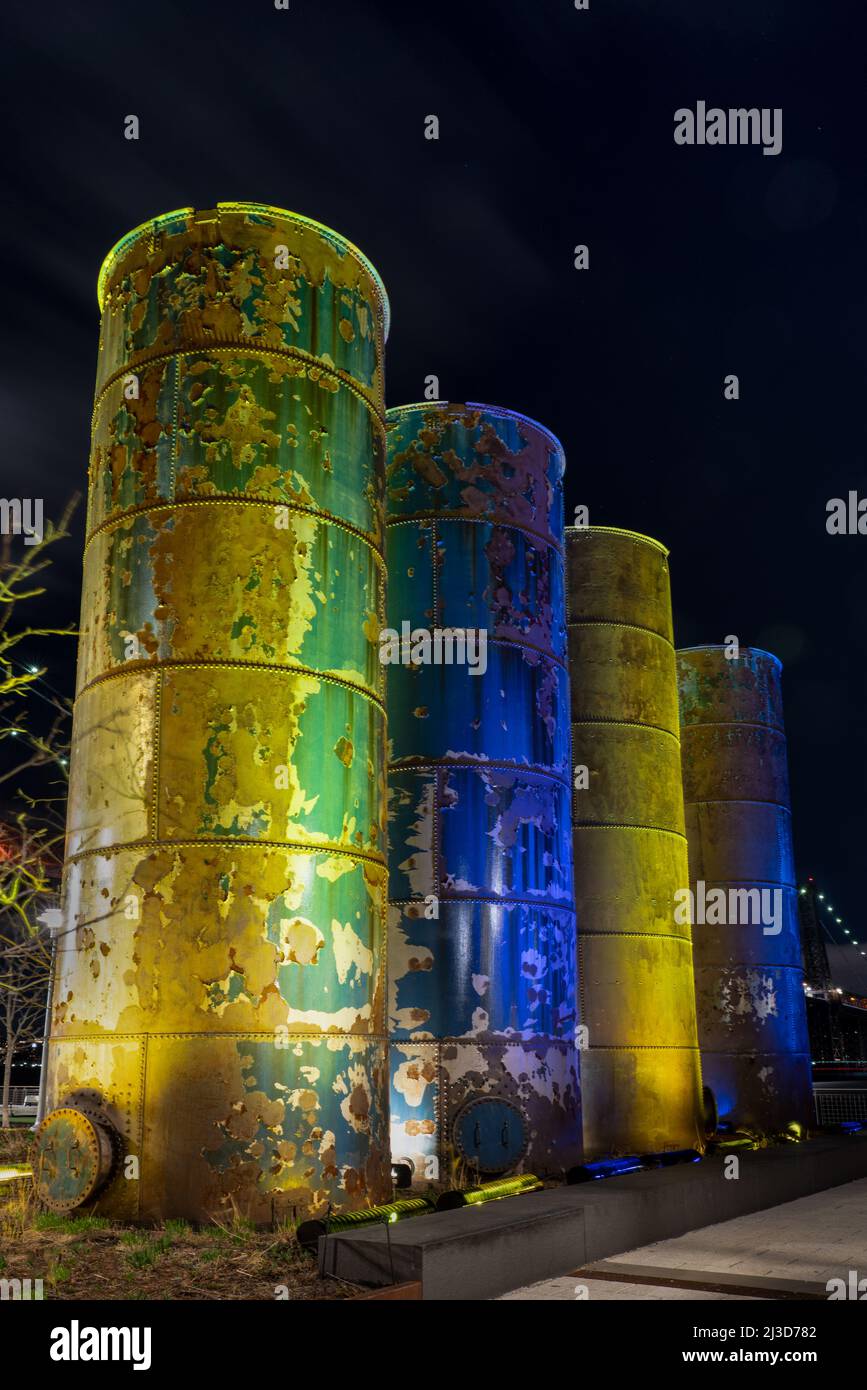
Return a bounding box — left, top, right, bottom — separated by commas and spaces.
2, 1, 865, 944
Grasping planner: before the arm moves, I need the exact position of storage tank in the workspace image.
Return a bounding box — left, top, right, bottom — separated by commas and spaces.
34, 203, 391, 1220
677, 645, 812, 1131
566, 526, 703, 1156
386, 402, 580, 1184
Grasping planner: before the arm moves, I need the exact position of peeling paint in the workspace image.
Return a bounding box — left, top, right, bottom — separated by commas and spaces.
386, 404, 580, 1180
46, 206, 390, 1221
678, 645, 812, 1132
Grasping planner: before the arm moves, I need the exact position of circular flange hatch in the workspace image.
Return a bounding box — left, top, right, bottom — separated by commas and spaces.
33, 1107, 117, 1212
453, 1097, 528, 1174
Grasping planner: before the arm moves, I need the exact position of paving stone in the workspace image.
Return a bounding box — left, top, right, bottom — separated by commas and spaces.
503, 1175, 867, 1300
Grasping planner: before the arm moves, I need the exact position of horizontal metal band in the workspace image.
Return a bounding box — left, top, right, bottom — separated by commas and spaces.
483, 633, 567, 670
685, 798, 792, 813
688, 878, 799, 890
681, 719, 786, 735
75, 655, 387, 717
386, 510, 563, 559
565, 524, 669, 556
385, 630, 567, 672
64, 836, 387, 870
571, 717, 680, 742
83, 492, 386, 562
389, 895, 575, 913
388, 756, 571, 790
677, 644, 782, 669
694, 962, 806, 973
565, 617, 674, 647
92, 341, 386, 430
385, 400, 566, 459
47, 1031, 389, 1043
580, 1044, 701, 1052
572, 822, 687, 839
577, 930, 694, 946
702, 1048, 812, 1059
387, 1037, 576, 1049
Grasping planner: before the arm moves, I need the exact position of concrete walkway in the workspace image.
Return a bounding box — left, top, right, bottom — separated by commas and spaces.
500, 1174, 867, 1300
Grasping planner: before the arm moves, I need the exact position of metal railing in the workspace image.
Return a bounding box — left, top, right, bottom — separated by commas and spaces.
2, 1086, 39, 1109
814, 1089, 867, 1124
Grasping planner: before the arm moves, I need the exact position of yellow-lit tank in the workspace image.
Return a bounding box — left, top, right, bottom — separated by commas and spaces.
566, 526, 703, 1156
35, 204, 391, 1221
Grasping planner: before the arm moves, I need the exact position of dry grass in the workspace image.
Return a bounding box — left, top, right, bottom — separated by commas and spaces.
0, 1127, 33, 1164
0, 1132, 356, 1301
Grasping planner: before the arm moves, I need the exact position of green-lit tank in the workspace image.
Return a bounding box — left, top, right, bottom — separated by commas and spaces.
37, 204, 391, 1221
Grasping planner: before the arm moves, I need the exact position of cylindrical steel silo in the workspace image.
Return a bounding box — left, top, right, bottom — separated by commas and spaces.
566, 526, 703, 1157
386, 402, 580, 1184
677, 645, 812, 1131
35, 204, 391, 1221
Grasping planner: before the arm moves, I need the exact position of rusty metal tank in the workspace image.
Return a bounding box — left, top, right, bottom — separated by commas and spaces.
385, 402, 581, 1185
35, 203, 391, 1220
566, 526, 703, 1157
677, 645, 812, 1131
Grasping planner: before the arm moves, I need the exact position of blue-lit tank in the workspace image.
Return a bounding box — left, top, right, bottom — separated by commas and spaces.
385, 402, 581, 1183
678, 645, 813, 1132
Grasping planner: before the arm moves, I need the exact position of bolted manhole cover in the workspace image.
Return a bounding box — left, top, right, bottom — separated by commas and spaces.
33, 1107, 116, 1212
